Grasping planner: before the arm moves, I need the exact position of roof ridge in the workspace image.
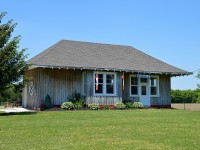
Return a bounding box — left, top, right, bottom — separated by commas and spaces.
62, 39, 132, 48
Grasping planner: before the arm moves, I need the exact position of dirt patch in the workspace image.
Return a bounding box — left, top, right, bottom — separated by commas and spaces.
172, 103, 200, 111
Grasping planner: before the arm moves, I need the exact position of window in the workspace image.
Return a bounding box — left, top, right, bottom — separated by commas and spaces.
141, 86, 146, 95
94, 72, 116, 95
130, 75, 159, 97
106, 74, 114, 94
95, 74, 103, 94
150, 77, 159, 96
130, 76, 138, 95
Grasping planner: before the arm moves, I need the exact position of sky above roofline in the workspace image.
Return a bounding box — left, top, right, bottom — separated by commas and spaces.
1, 0, 199, 90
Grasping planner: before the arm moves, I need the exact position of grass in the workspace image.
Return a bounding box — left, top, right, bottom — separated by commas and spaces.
0, 109, 200, 150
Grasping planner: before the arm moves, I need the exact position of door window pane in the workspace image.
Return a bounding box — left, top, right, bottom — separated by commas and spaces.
141, 78, 147, 83
141, 86, 146, 95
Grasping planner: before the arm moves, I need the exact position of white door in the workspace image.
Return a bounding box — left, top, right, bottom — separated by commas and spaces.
140, 78, 150, 107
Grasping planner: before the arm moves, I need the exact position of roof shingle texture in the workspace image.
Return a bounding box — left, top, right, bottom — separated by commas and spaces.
28, 40, 190, 74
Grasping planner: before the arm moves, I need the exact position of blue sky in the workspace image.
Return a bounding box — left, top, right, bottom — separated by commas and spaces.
1, 0, 200, 90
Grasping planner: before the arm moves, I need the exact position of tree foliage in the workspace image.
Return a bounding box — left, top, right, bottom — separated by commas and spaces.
0, 84, 22, 102
0, 12, 30, 102
171, 89, 200, 103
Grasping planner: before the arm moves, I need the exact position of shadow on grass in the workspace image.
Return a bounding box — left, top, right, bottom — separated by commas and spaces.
0, 111, 37, 116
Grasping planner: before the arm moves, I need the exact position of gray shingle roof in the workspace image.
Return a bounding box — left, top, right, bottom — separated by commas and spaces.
28, 40, 192, 75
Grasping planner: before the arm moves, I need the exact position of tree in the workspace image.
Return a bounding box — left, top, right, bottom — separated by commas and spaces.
0, 12, 30, 102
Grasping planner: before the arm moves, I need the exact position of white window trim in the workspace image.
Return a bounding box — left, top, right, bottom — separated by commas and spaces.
130, 74, 160, 97
130, 75, 139, 97
150, 75, 160, 97
93, 71, 117, 96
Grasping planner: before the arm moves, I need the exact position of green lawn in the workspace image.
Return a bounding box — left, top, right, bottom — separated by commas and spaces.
0, 109, 200, 150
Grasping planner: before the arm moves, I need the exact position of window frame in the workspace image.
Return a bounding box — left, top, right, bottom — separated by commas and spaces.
150, 75, 159, 97
93, 72, 116, 96
130, 75, 139, 97
130, 74, 160, 97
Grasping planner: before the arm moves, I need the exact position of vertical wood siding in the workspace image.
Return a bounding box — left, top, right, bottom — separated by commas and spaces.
86, 96, 122, 105
151, 75, 171, 106
116, 72, 123, 97
122, 72, 131, 100
24, 68, 83, 108
85, 71, 94, 97
23, 69, 171, 109
23, 69, 124, 108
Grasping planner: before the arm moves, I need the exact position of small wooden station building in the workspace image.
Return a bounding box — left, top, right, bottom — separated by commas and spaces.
22, 40, 192, 109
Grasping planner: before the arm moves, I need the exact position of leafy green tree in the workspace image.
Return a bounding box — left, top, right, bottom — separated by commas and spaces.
194, 89, 200, 103
0, 12, 30, 102
0, 84, 22, 102
195, 70, 200, 102
171, 89, 199, 103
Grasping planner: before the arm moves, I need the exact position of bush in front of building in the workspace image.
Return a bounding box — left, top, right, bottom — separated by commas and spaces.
125, 102, 134, 108
115, 102, 126, 109
61, 102, 74, 110
104, 104, 110, 109
74, 99, 86, 109
133, 102, 144, 109
68, 92, 86, 109
88, 103, 99, 110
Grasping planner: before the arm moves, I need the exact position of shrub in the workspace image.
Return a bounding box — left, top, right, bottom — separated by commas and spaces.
115, 102, 126, 109
61, 102, 74, 110
74, 99, 86, 109
68, 92, 82, 103
88, 103, 99, 110
133, 102, 144, 108
68, 92, 86, 108
104, 104, 110, 109
122, 99, 132, 103
45, 94, 52, 109
126, 102, 133, 108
